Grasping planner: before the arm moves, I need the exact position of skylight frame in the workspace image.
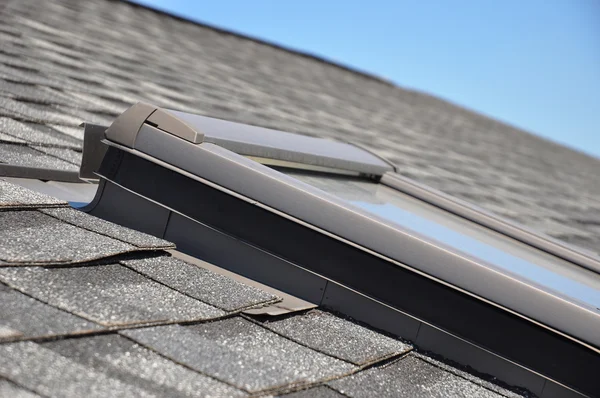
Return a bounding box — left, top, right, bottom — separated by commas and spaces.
84, 104, 600, 396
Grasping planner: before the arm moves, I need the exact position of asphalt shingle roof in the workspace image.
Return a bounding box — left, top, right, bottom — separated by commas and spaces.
1, 0, 599, 253
0, 0, 595, 396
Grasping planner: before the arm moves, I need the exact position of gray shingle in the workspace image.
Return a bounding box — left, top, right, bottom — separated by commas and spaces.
0, 341, 158, 398
0, 282, 102, 341
40, 207, 174, 249
122, 256, 279, 311
328, 355, 508, 398
263, 310, 412, 366
0, 210, 135, 265
279, 386, 346, 398
0, 131, 27, 144
0, 264, 225, 326
0, 117, 80, 148
0, 378, 42, 398
42, 334, 246, 397
0, 178, 66, 208
0, 142, 78, 171
30, 145, 82, 165
122, 317, 357, 393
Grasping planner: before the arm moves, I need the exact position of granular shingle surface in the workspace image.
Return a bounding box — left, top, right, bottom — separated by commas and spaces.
0, 264, 225, 326
0, 210, 134, 265
0, 211, 137, 265
40, 207, 174, 249
0, 178, 66, 208
122, 256, 279, 311
279, 385, 346, 398
3, 0, 598, 254
0, 341, 159, 398
328, 354, 510, 398
263, 310, 412, 366
43, 334, 246, 397
0, 378, 41, 398
0, 282, 101, 341
122, 318, 357, 393
0, 142, 78, 171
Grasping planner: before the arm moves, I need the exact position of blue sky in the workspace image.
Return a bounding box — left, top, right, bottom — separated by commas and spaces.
135, 0, 600, 158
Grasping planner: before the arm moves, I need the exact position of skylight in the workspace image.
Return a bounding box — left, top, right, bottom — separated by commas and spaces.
80, 103, 600, 397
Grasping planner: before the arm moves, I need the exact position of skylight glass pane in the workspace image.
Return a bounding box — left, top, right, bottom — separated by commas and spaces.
283, 170, 600, 312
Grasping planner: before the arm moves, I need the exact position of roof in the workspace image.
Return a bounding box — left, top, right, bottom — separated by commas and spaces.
0, 181, 524, 397
0, 0, 597, 396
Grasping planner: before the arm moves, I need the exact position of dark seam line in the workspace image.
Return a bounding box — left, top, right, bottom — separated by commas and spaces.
413, 356, 524, 398
0, 375, 51, 398
321, 384, 353, 398
240, 313, 412, 369
0, 280, 104, 329
119, 261, 280, 313
117, 331, 250, 394
36, 208, 174, 250
413, 352, 534, 398
0, 248, 169, 268
319, 279, 329, 305
160, 209, 172, 239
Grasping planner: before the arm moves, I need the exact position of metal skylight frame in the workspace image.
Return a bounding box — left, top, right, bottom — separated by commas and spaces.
82, 103, 600, 397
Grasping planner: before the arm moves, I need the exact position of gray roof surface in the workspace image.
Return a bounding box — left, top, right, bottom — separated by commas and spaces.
0, 178, 523, 396
1, 0, 599, 253
0, 0, 594, 396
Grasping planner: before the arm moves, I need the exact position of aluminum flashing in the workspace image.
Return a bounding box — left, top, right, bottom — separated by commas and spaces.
99, 127, 600, 349
88, 143, 600, 396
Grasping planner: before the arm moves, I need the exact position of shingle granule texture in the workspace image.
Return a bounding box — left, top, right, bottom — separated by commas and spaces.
0, 282, 101, 341
122, 317, 357, 393
0, 142, 78, 171
0, 210, 134, 265
0, 264, 225, 326
40, 207, 174, 249
279, 385, 346, 398
42, 334, 246, 397
328, 354, 509, 398
263, 310, 412, 366
0, 178, 66, 208
0, 341, 159, 398
122, 256, 279, 311
0, 117, 80, 149
0, 378, 41, 398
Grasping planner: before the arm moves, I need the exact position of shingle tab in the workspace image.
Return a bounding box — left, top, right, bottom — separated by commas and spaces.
40, 207, 174, 249
0, 178, 66, 209
0, 117, 80, 148
0, 378, 41, 398
0, 264, 225, 326
32, 145, 82, 165
42, 334, 246, 397
279, 386, 345, 398
0, 142, 78, 171
328, 354, 508, 398
0, 282, 102, 341
262, 310, 412, 366
122, 317, 357, 393
0, 210, 135, 265
0, 341, 158, 398
122, 256, 279, 311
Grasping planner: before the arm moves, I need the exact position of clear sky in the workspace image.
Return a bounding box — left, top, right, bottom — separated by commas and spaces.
135, 0, 600, 158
